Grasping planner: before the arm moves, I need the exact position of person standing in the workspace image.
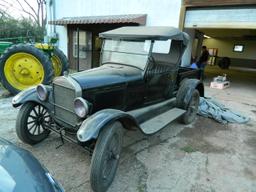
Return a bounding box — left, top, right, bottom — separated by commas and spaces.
197, 46, 209, 80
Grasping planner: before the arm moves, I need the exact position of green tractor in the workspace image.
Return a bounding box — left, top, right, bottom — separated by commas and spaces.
0, 38, 69, 95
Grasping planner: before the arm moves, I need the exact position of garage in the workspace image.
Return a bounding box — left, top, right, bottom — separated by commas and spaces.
181, 2, 256, 89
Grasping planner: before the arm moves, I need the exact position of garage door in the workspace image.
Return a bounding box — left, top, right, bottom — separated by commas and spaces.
184, 7, 256, 29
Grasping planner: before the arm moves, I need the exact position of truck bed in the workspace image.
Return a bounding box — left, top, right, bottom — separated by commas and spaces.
176, 67, 201, 86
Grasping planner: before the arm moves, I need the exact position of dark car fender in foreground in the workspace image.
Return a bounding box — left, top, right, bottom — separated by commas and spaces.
0, 138, 64, 192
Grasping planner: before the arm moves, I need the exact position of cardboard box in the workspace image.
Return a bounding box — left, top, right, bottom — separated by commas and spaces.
210, 81, 230, 89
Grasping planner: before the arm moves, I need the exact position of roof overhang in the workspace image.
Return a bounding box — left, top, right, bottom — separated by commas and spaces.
48, 14, 147, 25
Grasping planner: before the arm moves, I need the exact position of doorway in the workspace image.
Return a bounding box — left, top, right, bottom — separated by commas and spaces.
69, 29, 92, 71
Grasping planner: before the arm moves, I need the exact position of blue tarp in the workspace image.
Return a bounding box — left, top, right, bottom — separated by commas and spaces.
198, 97, 250, 124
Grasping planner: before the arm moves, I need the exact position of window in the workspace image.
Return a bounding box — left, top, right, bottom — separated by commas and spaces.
73, 31, 92, 58
102, 40, 150, 70
152, 40, 172, 54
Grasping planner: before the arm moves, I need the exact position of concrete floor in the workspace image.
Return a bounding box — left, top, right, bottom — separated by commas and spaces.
0, 66, 256, 192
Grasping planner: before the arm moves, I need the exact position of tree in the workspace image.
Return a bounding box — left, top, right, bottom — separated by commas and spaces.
0, 0, 46, 29
0, 16, 44, 42
0, 0, 46, 41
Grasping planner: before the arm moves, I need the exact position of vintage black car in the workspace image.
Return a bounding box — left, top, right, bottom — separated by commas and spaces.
12, 26, 204, 192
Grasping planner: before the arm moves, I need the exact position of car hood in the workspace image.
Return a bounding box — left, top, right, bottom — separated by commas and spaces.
71, 64, 143, 90
0, 138, 63, 192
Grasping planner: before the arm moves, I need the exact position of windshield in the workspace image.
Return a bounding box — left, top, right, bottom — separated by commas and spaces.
101, 39, 151, 70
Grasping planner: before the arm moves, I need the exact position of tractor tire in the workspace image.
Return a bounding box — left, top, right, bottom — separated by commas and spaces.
0, 44, 53, 95
90, 121, 124, 192
218, 57, 231, 69
51, 47, 69, 76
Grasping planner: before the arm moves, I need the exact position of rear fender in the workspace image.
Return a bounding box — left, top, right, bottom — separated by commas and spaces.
177, 79, 204, 109
34, 43, 54, 51
77, 109, 140, 142
12, 86, 54, 112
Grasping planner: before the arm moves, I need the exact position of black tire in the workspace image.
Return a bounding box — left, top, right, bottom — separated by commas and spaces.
218, 57, 231, 69
90, 121, 123, 192
0, 44, 53, 95
180, 90, 200, 124
52, 47, 69, 76
16, 102, 51, 145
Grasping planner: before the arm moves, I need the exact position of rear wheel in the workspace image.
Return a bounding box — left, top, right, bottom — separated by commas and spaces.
90, 121, 123, 192
51, 47, 69, 76
0, 44, 53, 95
16, 102, 51, 145
180, 90, 200, 124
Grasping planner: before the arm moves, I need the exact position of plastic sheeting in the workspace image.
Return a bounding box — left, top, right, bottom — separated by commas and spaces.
198, 97, 250, 124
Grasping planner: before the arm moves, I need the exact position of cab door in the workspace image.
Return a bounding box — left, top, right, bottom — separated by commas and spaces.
144, 59, 173, 103
144, 40, 174, 104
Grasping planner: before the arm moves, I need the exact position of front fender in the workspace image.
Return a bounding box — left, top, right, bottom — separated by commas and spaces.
77, 109, 139, 142
12, 86, 54, 111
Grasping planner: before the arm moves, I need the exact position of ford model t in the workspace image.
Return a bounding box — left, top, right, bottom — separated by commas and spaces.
12, 26, 204, 192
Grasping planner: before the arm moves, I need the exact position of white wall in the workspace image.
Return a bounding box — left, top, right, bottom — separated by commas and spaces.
47, 0, 182, 55
55, 26, 68, 55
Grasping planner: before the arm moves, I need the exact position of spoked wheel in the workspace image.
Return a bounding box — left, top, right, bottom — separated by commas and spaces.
16, 102, 51, 145
180, 89, 200, 124
90, 121, 123, 192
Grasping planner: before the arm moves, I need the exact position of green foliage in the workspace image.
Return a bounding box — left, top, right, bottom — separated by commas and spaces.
0, 15, 44, 43
137, 185, 145, 192
180, 145, 198, 153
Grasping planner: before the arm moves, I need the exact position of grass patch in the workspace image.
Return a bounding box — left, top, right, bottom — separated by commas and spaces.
0, 82, 12, 98
137, 185, 146, 192
180, 145, 198, 153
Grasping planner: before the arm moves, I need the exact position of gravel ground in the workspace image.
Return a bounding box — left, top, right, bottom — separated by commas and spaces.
0, 71, 256, 192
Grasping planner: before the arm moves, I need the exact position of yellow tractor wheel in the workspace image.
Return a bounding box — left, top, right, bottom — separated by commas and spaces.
0, 44, 53, 95
51, 47, 69, 76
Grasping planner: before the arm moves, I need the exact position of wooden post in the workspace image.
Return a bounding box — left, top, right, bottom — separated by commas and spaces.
76, 27, 80, 72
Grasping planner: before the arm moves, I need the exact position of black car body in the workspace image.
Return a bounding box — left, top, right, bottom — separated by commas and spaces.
12, 26, 204, 192
0, 138, 64, 192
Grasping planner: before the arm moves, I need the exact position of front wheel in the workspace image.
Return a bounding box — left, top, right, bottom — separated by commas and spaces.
90, 121, 123, 192
16, 102, 51, 145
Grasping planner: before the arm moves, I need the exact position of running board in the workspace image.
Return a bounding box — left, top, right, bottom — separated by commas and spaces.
128, 97, 176, 124
140, 107, 186, 135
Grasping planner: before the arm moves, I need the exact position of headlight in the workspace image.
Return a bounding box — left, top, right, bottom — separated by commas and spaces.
74, 97, 89, 118
36, 84, 48, 101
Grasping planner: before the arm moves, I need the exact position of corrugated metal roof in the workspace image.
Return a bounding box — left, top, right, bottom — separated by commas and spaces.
48, 14, 147, 25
